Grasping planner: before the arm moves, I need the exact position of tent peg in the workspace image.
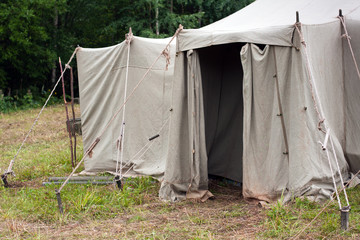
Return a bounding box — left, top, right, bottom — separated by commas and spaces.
340, 205, 350, 230
296, 11, 300, 23
339, 9, 343, 17
1, 173, 9, 188
114, 175, 123, 190
55, 189, 64, 214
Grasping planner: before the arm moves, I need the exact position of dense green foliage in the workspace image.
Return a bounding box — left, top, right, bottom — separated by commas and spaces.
0, 90, 62, 113
0, 0, 253, 111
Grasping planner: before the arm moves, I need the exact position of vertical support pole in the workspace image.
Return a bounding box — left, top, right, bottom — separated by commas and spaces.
55, 189, 64, 214
296, 11, 300, 23
340, 206, 350, 230
70, 67, 77, 165
59, 58, 75, 168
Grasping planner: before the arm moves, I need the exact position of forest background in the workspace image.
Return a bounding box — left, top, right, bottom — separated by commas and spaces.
0, 0, 253, 111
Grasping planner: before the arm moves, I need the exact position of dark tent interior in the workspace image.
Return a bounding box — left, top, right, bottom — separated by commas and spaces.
199, 43, 245, 183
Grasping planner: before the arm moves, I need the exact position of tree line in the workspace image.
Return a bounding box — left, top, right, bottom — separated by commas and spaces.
0, 0, 253, 101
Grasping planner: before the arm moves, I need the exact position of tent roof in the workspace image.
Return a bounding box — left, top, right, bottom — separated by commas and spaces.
177, 0, 360, 51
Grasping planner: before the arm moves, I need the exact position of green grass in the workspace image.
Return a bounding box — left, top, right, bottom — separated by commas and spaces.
260, 188, 360, 239
1, 105, 360, 239
0, 177, 157, 223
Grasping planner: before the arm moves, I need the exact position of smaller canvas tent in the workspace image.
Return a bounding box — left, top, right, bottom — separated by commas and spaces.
77, 36, 176, 178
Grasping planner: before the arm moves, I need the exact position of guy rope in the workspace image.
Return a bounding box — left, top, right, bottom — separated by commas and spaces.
1, 48, 79, 187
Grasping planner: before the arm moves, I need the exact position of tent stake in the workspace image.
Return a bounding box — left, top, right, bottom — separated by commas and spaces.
340, 205, 350, 230
114, 175, 123, 190
55, 189, 64, 214
1, 174, 9, 188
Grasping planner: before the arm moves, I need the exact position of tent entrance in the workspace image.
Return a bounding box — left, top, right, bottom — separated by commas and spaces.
198, 43, 245, 183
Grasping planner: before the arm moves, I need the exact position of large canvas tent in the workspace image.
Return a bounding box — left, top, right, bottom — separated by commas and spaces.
77, 0, 360, 203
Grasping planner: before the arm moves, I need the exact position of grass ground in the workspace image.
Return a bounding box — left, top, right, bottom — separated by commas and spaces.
0, 104, 360, 239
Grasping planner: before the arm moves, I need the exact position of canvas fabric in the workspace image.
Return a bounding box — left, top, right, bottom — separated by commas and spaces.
241, 43, 348, 201
177, 0, 360, 51
77, 37, 176, 178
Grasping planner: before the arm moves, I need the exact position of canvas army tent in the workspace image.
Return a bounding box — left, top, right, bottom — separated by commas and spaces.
77, 0, 360, 203
159, 0, 360, 202
77, 36, 176, 178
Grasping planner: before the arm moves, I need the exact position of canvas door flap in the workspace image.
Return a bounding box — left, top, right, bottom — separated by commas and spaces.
186, 50, 210, 197
241, 43, 288, 201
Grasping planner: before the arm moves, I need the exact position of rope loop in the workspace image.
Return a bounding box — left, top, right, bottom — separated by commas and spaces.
294, 23, 306, 47
341, 33, 351, 40
162, 47, 171, 71
317, 119, 326, 132
125, 27, 134, 44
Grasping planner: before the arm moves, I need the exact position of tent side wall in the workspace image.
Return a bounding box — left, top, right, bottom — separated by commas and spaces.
77, 43, 128, 172
77, 38, 176, 178
302, 22, 345, 145
343, 11, 360, 173
239, 22, 350, 201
